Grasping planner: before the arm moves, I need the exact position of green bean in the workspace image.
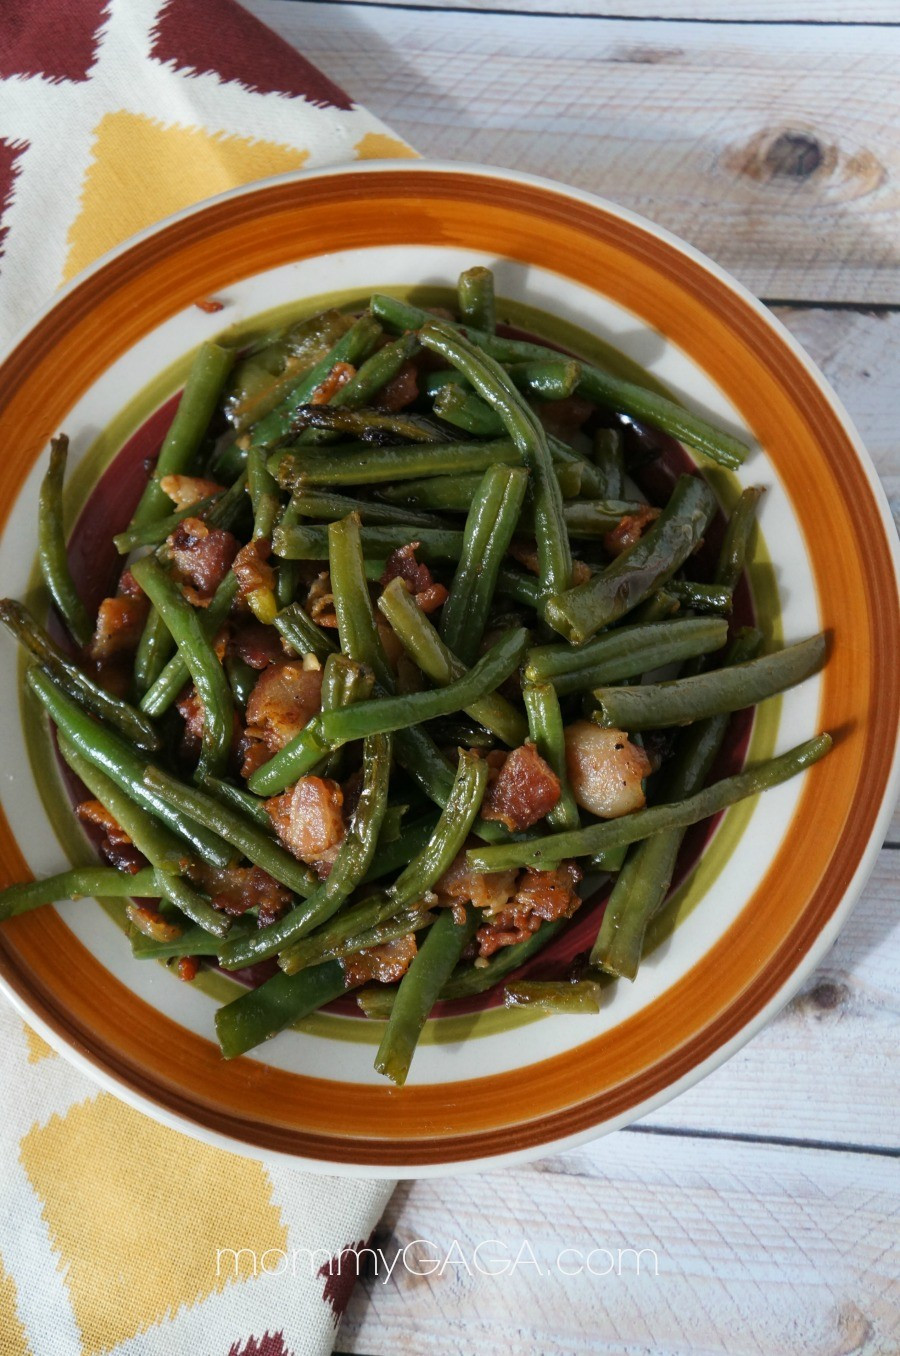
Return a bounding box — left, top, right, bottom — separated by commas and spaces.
319, 654, 376, 780
375, 461, 583, 512
362, 813, 441, 883
225, 656, 257, 709
667, 581, 733, 614
274, 438, 517, 487
218, 732, 393, 968
140, 573, 239, 718
526, 617, 729, 696
591, 429, 626, 499
273, 602, 337, 662
466, 733, 832, 872
248, 313, 383, 449
458, 265, 495, 331
371, 295, 750, 469
330, 329, 421, 412
0, 600, 160, 752
496, 565, 541, 608
205, 468, 250, 531
522, 681, 580, 831
0, 867, 162, 921
28, 670, 234, 865
247, 443, 280, 540
630, 589, 682, 624
197, 772, 274, 830
274, 523, 464, 562
421, 320, 573, 601
291, 404, 448, 444
716, 486, 764, 591
378, 576, 527, 747
142, 766, 316, 898
591, 844, 629, 875
130, 555, 233, 776
279, 896, 416, 974
57, 735, 190, 873
318, 628, 528, 745
432, 384, 503, 438
216, 959, 350, 1059
545, 474, 717, 644
287, 489, 447, 530
439, 464, 529, 665
375, 906, 479, 1085
133, 609, 176, 695
591, 629, 762, 978
227, 310, 355, 432
592, 633, 826, 730
37, 435, 93, 647
131, 343, 234, 526
112, 494, 221, 553
131, 916, 255, 960
424, 358, 579, 403
322, 910, 437, 960
504, 979, 602, 1013
275, 495, 301, 608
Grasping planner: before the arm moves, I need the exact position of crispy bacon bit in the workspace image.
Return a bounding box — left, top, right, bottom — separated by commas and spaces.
192, 862, 292, 919
176, 956, 200, 981
310, 361, 356, 405
88, 594, 149, 663
176, 686, 206, 748
75, 799, 132, 846
232, 538, 276, 599
126, 902, 182, 942
476, 861, 583, 958
508, 542, 591, 586
265, 775, 346, 877
481, 742, 561, 831
102, 841, 146, 875
564, 721, 651, 819
168, 517, 239, 606
239, 736, 272, 780
117, 568, 143, 599
380, 544, 448, 614
245, 661, 323, 752
343, 934, 418, 987
306, 571, 338, 627
195, 297, 224, 313
159, 474, 224, 509
230, 619, 285, 670
435, 850, 518, 918
376, 361, 419, 411
603, 504, 660, 558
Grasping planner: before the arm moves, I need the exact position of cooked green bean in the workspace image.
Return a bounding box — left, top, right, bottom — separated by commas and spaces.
139, 572, 239, 718
133, 610, 176, 696
458, 265, 495, 331
273, 601, 337, 662
130, 555, 233, 776
288, 489, 447, 530
291, 404, 448, 444
216, 959, 350, 1059
317, 627, 528, 745
467, 734, 832, 872
378, 576, 527, 746
273, 437, 517, 488
441, 464, 529, 665
28, 669, 235, 866
504, 979, 602, 1013
375, 461, 583, 511
362, 813, 441, 883
37, 435, 93, 647
197, 772, 274, 831
667, 580, 733, 614
716, 485, 765, 591
131, 916, 255, 960
0, 866, 162, 921
591, 429, 626, 499
113, 494, 221, 553
522, 681, 580, 831
330, 329, 421, 412
278, 896, 423, 974
226, 655, 257, 709
526, 617, 729, 696
375, 906, 479, 1085
274, 523, 465, 562
142, 766, 316, 898
247, 443, 280, 540
592, 633, 826, 730
420, 320, 572, 600
0, 599, 160, 752
425, 357, 579, 403
545, 474, 717, 644
130, 342, 234, 526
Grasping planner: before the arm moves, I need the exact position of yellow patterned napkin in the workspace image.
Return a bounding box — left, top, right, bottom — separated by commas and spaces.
0, 2, 411, 1351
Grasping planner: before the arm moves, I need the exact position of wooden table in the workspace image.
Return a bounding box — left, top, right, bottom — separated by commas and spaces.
248, 4, 899, 1350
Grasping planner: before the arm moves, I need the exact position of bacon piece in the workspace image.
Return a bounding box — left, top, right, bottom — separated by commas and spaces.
380, 545, 448, 614
564, 721, 651, 819
176, 686, 206, 751
75, 799, 132, 846
306, 571, 338, 628
168, 517, 239, 607
117, 568, 143, 598
476, 861, 583, 958
195, 297, 224, 314
310, 361, 356, 405
191, 862, 292, 919
232, 538, 276, 601
245, 661, 323, 752
603, 504, 660, 558
481, 742, 561, 831
376, 361, 419, 411
229, 619, 285, 670
176, 956, 200, 981
435, 850, 518, 918
343, 934, 418, 987
159, 474, 224, 509
87, 594, 149, 663
126, 902, 181, 942
508, 541, 591, 586
265, 776, 346, 877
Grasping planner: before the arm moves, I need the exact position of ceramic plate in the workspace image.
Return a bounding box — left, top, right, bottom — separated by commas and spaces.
0, 162, 897, 1177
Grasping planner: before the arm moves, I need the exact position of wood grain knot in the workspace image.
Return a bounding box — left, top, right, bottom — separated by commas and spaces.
791, 978, 850, 1017
722, 127, 886, 201
766, 132, 823, 179
610, 45, 683, 65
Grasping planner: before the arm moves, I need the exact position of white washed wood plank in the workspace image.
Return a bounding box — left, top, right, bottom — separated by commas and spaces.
309, 1, 899, 22
340, 1132, 900, 1355
247, 2, 900, 302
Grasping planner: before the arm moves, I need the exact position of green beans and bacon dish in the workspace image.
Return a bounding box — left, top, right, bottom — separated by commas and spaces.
0, 269, 831, 1085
